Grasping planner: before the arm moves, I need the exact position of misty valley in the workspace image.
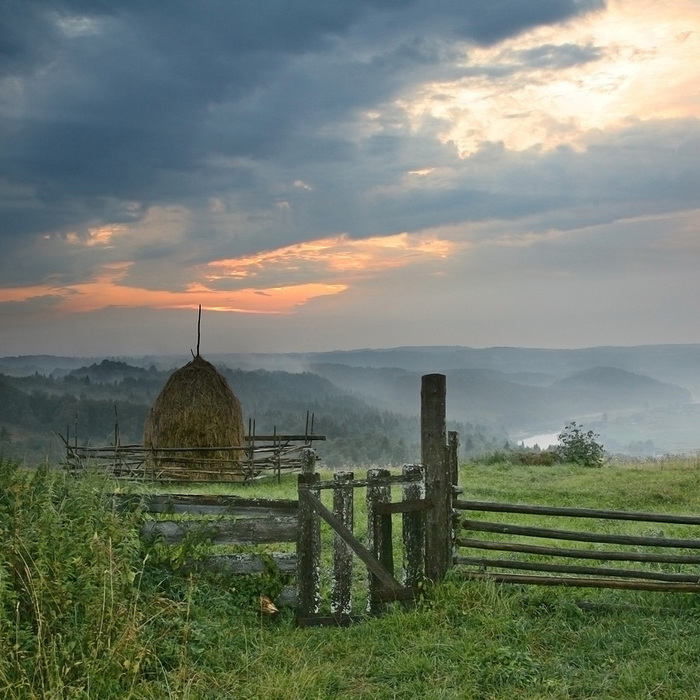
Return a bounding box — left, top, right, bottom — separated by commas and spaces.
1, 344, 699, 466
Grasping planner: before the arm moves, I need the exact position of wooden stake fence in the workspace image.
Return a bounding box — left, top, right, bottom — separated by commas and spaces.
62, 424, 325, 482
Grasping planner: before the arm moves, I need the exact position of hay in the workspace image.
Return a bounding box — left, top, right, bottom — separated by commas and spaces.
143, 355, 246, 480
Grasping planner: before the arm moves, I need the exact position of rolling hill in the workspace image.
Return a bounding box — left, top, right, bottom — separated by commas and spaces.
2, 344, 699, 460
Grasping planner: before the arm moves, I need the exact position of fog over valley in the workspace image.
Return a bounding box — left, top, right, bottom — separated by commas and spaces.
2, 344, 698, 465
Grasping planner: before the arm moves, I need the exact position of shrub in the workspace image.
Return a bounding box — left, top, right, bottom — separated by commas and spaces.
557, 421, 605, 467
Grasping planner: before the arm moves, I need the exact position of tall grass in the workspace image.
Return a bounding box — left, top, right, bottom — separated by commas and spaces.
0, 460, 296, 698
0, 461, 155, 697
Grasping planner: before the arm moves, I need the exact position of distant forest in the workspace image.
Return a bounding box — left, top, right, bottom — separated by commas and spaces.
0, 359, 505, 467
3, 343, 699, 464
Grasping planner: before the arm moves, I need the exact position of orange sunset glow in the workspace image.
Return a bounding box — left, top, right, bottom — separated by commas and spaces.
0, 262, 348, 315
0, 231, 455, 315
205, 232, 455, 282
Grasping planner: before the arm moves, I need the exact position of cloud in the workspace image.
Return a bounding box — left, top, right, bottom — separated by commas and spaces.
2, 0, 700, 355
0, 228, 457, 318
0, 0, 604, 240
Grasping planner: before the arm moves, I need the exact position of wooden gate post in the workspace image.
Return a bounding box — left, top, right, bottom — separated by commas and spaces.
297, 450, 321, 618
422, 373, 452, 583
367, 467, 393, 613
331, 471, 354, 615
402, 464, 425, 589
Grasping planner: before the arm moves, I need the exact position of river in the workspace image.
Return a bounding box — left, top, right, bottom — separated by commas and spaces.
518, 431, 560, 449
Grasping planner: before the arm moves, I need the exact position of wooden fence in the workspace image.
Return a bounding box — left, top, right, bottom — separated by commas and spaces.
64, 413, 325, 482
111, 372, 700, 627
453, 498, 700, 592
115, 463, 449, 624
117, 491, 299, 584
416, 375, 700, 595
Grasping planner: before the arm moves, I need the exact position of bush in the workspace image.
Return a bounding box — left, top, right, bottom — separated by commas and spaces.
557, 422, 605, 467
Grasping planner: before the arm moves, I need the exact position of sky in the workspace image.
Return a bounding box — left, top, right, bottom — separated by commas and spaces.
1, 0, 700, 357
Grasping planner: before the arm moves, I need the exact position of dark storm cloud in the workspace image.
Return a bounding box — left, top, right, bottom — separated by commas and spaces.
440, 0, 605, 45
255, 117, 700, 246
0, 0, 605, 245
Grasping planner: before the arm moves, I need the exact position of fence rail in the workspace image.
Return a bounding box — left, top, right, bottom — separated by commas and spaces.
455, 499, 700, 592
64, 435, 324, 482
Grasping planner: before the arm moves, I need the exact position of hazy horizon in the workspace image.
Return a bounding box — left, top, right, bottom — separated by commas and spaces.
5, 340, 700, 363
2, 342, 699, 457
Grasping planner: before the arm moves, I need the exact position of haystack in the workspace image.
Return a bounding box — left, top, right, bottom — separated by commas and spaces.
143, 354, 246, 480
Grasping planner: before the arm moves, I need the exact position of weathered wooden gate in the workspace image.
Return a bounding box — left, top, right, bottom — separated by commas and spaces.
295, 373, 458, 625
296, 465, 427, 625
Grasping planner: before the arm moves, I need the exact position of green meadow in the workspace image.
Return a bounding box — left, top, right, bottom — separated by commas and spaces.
2, 457, 700, 699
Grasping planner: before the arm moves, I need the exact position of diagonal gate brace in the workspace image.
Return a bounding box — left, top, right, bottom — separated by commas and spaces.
298, 488, 405, 594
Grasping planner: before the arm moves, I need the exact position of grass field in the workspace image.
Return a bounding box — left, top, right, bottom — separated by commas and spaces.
3, 457, 700, 698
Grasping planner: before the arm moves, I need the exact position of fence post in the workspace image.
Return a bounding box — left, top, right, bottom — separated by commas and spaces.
448, 431, 460, 492
422, 373, 452, 583
297, 450, 321, 619
367, 467, 393, 613
331, 471, 354, 616
402, 464, 425, 590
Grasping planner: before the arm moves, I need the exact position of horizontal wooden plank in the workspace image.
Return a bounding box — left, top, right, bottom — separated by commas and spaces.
459, 571, 700, 593
374, 498, 432, 515
455, 556, 700, 583
203, 553, 297, 575
456, 537, 700, 565
461, 519, 700, 550
141, 516, 298, 545
308, 473, 423, 491
115, 493, 298, 517
245, 435, 325, 442
455, 499, 700, 526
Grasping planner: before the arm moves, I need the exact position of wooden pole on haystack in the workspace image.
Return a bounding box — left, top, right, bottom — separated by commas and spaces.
196, 304, 202, 357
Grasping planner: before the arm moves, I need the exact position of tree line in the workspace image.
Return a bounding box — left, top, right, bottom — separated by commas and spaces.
0, 360, 505, 467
